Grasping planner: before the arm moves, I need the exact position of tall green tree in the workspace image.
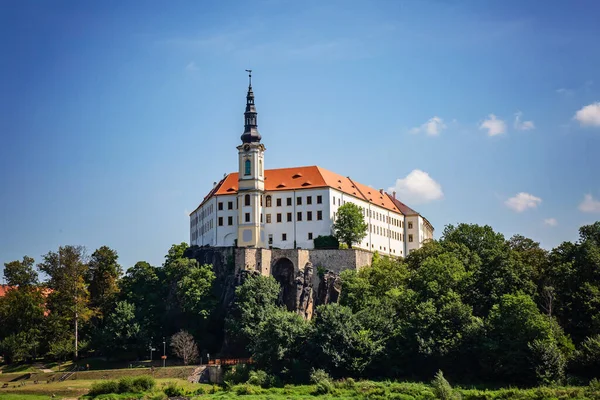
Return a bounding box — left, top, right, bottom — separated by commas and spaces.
99, 301, 141, 357
332, 203, 368, 248
87, 246, 122, 319
3, 256, 38, 287
38, 245, 91, 359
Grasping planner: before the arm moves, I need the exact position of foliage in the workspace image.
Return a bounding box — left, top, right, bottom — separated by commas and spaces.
310, 369, 334, 394
163, 382, 185, 397
99, 301, 141, 356
170, 330, 199, 365
313, 235, 340, 249
332, 203, 368, 248
431, 370, 455, 400
87, 246, 122, 319
88, 376, 155, 397
3, 256, 38, 287
246, 370, 279, 388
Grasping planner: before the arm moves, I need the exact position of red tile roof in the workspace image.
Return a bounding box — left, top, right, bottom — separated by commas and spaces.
192, 166, 406, 215
0, 285, 11, 297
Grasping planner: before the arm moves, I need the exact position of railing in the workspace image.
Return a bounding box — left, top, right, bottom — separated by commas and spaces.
58, 365, 79, 382
207, 357, 253, 366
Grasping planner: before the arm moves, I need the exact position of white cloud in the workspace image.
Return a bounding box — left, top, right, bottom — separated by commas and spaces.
480, 114, 506, 136
505, 192, 542, 212
579, 194, 600, 213
574, 102, 600, 127
556, 88, 574, 96
514, 111, 535, 130
544, 218, 558, 227
409, 116, 447, 136
185, 61, 199, 72
388, 170, 444, 205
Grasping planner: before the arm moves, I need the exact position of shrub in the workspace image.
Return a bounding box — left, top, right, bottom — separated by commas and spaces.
589, 378, 600, 392
232, 384, 261, 395
314, 235, 339, 249
132, 376, 156, 392
89, 380, 119, 397
529, 339, 566, 385
310, 368, 334, 395
163, 382, 185, 398
224, 364, 251, 386
117, 377, 136, 394
143, 393, 166, 400
431, 370, 454, 400
246, 370, 277, 388
573, 334, 600, 378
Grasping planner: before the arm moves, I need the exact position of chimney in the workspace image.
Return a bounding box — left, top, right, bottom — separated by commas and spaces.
393, 191, 396, 199
379, 188, 384, 194
213, 182, 217, 187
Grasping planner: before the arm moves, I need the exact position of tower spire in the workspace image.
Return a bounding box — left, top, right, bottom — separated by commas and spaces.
241, 69, 261, 143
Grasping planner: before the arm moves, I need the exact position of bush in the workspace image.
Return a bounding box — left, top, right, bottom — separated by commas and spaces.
246, 370, 277, 388
310, 368, 334, 395
529, 339, 566, 384
132, 376, 156, 392
118, 377, 135, 394
163, 382, 185, 398
89, 380, 120, 397
143, 393, 166, 400
232, 384, 261, 395
574, 334, 600, 378
224, 364, 251, 386
431, 370, 454, 400
314, 235, 339, 249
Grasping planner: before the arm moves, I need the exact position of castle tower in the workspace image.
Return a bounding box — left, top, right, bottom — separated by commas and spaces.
236, 70, 266, 248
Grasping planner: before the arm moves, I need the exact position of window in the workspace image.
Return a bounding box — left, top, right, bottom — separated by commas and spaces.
260, 196, 263, 206
282, 233, 287, 241
245, 213, 250, 222
317, 210, 323, 220
236, 198, 239, 208
308, 232, 313, 240
259, 160, 262, 176
218, 217, 223, 226
277, 213, 282, 223
287, 197, 292, 206
317, 195, 322, 204
276, 198, 282, 207
245, 194, 250, 206
333, 197, 336, 205
218, 202, 223, 211
409, 234, 413, 242
297, 196, 302, 205
287, 212, 292, 222
244, 159, 251, 175
266, 214, 272, 223
408, 222, 413, 229
260, 213, 263, 223
297, 211, 302, 221
268, 234, 273, 245
307, 196, 312, 205
228, 201, 233, 210
266, 195, 272, 207
228, 216, 233, 226
307, 211, 312, 221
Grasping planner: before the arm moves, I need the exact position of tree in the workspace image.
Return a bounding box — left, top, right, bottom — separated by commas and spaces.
38, 245, 91, 359
170, 330, 199, 365
3, 256, 38, 287
88, 246, 122, 319
332, 203, 368, 248
177, 263, 216, 317
100, 301, 140, 357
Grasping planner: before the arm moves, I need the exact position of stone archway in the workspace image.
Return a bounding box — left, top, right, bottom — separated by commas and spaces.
272, 257, 296, 311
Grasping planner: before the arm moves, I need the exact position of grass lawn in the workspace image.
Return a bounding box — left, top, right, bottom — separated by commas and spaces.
0, 395, 51, 400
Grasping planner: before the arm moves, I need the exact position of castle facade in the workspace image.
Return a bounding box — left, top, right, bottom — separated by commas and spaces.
190, 74, 433, 257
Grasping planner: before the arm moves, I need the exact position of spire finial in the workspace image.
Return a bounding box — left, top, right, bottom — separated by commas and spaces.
245, 69, 252, 87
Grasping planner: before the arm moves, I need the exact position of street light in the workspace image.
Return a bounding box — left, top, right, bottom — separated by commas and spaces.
162, 337, 166, 368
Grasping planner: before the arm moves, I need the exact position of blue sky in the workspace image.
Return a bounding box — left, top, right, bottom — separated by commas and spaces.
1, 0, 600, 273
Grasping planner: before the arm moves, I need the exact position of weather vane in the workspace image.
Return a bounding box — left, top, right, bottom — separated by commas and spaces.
245, 69, 252, 86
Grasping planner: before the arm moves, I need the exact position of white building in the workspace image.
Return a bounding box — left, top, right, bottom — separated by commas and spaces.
190, 74, 433, 257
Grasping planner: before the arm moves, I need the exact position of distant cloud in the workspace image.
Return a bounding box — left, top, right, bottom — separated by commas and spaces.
556, 88, 574, 96
544, 218, 558, 227
579, 194, 600, 213
505, 192, 542, 212
185, 62, 199, 72
409, 116, 447, 136
514, 111, 535, 130
388, 170, 444, 205
574, 102, 600, 127
480, 114, 506, 136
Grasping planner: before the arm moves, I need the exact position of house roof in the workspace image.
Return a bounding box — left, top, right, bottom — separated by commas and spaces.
387, 194, 435, 232
192, 165, 408, 215
0, 285, 11, 297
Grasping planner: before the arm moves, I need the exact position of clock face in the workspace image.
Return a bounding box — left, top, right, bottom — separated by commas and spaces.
244, 144, 250, 152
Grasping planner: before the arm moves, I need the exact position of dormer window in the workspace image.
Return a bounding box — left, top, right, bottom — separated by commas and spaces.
244, 159, 251, 175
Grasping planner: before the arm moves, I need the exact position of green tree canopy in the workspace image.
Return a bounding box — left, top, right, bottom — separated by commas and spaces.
332, 203, 368, 249
3, 256, 38, 287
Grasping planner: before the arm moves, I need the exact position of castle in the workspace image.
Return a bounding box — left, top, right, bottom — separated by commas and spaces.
189, 73, 433, 258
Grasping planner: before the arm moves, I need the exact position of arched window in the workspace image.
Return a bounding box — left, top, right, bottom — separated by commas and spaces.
266, 195, 272, 207
259, 160, 263, 176
244, 159, 251, 175
245, 194, 250, 206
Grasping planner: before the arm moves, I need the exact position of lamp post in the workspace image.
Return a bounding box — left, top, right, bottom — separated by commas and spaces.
162, 338, 166, 368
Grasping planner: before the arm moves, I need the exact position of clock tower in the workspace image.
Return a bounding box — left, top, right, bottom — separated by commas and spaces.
236, 70, 266, 248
